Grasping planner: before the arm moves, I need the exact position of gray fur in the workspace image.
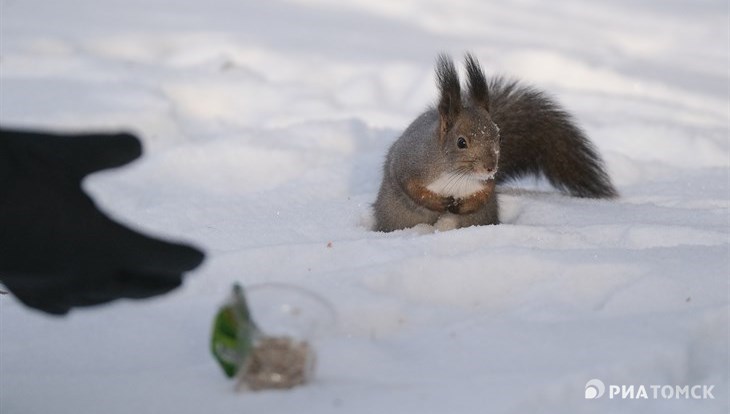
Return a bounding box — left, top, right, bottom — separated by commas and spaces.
373, 54, 617, 232
488, 77, 618, 198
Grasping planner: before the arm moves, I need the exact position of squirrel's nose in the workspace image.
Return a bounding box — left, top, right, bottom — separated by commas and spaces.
481, 160, 497, 174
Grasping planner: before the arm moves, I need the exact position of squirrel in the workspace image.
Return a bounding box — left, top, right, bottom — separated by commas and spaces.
373, 53, 617, 232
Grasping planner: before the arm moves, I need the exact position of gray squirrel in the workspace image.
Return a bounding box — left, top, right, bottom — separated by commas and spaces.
373, 53, 617, 232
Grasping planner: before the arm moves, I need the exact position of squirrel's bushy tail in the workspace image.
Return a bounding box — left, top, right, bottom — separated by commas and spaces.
489, 77, 617, 198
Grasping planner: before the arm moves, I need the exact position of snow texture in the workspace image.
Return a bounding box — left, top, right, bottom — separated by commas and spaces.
1, 0, 728, 413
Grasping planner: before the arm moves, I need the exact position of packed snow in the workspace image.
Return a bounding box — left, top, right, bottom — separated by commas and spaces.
1, 0, 728, 413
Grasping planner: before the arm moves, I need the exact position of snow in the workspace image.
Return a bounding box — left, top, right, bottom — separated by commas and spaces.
1, 0, 728, 413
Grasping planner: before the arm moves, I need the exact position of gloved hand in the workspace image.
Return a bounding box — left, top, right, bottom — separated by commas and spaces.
0, 128, 205, 315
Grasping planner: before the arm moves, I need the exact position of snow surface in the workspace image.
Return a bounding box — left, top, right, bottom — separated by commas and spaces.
1, 0, 728, 413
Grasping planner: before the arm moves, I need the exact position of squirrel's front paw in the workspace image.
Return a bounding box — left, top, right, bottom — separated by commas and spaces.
444, 196, 460, 214
453, 182, 496, 214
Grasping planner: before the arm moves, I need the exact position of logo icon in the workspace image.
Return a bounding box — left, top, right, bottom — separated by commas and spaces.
585, 379, 606, 399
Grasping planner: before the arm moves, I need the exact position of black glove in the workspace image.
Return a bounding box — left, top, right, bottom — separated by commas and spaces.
0, 128, 205, 315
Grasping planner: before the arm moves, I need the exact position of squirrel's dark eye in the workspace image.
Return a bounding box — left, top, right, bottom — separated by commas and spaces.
457, 136, 468, 149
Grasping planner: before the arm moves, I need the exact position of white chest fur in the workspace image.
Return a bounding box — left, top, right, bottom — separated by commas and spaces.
426, 172, 494, 198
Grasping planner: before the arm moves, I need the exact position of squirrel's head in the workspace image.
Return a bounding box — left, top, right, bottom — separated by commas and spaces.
436, 53, 500, 180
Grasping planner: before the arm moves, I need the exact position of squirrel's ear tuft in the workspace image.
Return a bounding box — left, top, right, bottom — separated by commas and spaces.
464, 53, 489, 110
436, 53, 461, 142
